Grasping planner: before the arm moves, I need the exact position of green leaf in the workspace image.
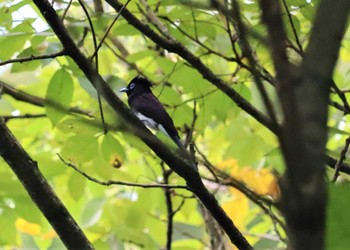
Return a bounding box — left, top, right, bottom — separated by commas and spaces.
47, 239, 66, 250
61, 135, 99, 162
156, 85, 182, 106
326, 184, 350, 249
206, 90, 234, 121
14, 197, 42, 224
101, 133, 126, 167
300, 3, 315, 21
112, 21, 140, 36
21, 233, 39, 250
171, 65, 212, 95
68, 171, 86, 201
11, 47, 42, 73
56, 118, 101, 136
173, 222, 203, 241
127, 50, 157, 63
80, 197, 106, 228
283, 14, 301, 42
78, 76, 98, 99
328, 126, 350, 136
0, 7, 12, 31
0, 209, 17, 245
46, 69, 74, 125
0, 22, 33, 60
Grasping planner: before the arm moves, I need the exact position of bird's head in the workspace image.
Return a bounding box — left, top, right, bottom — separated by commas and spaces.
119, 75, 152, 97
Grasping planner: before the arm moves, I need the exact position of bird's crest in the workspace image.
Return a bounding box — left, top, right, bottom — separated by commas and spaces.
131, 75, 153, 88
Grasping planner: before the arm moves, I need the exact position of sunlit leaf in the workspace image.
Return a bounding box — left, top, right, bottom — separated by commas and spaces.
56, 117, 101, 136
0, 22, 33, 60
2, 0, 348, 248
68, 171, 86, 201
0, 210, 17, 245
127, 50, 158, 63
61, 134, 99, 162
101, 133, 126, 168
222, 189, 249, 230
46, 68, 74, 125
80, 197, 106, 228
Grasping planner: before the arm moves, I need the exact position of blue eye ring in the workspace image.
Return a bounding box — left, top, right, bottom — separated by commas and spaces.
129, 83, 135, 89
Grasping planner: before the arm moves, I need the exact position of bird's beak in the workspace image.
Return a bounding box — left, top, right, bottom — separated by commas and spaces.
119, 87, 128, 93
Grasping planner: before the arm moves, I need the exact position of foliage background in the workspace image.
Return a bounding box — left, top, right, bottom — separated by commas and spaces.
0, 0, 349, 249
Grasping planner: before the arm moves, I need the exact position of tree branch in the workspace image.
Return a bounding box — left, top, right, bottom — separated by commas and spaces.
0, 118, 94, 250
2, 113, 46, 121
105, 0, 278, 135
332, 136, 350, 182
327, 155, 350, 175
228, 0, 280, 133
31, 0, 252, 248
281, 0, 304, 54
1, 81, 94, 118
0, 50, 66, 66
161, 164, 174, 250
260, 0, 350, 249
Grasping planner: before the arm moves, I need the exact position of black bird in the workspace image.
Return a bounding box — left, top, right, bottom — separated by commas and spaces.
120, 75, 183, 149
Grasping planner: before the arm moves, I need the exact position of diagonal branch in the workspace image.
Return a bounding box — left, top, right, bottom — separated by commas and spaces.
332, 136, 350, 182
229, 0, 280, 133
0, 118, 94, 250
31, 0, 252, 248
105, 0, 278, 135
281, 0, 303, 54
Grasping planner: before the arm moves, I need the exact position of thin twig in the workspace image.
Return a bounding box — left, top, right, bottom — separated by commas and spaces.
161, 162, 174, 250
61, 0, 73, 21
78, 0, 108, 134
2, 114, 46, 121
332, 136, 350, 182
331, 81, 350, 112
91, 0, 131, 60
329, 100, 350, 114
281, 0, 304, 54
230, 0, 280, 132
0, 50, 66, 66
160, 16, 238, 62
58, 154, 188, 189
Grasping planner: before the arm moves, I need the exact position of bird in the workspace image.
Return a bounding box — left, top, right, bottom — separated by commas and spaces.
119, 75, 184, 149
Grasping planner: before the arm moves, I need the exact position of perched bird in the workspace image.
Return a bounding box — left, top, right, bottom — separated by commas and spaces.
119, 75, 183, 149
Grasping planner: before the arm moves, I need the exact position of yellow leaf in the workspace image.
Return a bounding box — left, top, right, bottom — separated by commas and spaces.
217, 158, 238, 171
42, 230, 57, 240
232, 167, 280, 199
222, 189, 249, 230
15, 218, 41, 236
218, 159, 280, 216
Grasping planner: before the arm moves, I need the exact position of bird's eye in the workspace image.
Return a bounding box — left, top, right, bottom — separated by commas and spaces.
129, 83, 135, 89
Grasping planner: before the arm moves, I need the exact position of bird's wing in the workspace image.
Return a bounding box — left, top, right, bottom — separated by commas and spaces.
129, 92, 180, 139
